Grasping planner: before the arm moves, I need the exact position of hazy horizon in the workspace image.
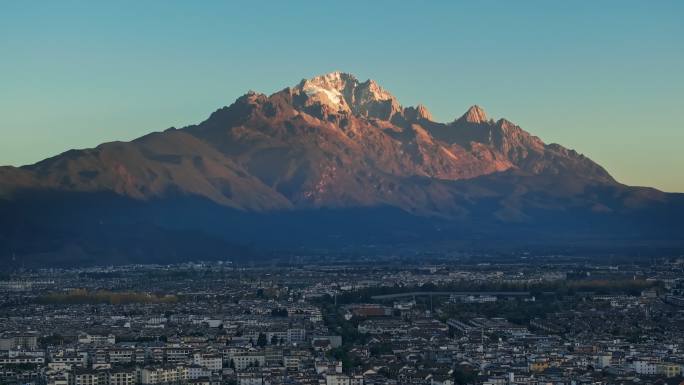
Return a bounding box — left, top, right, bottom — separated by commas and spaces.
1, 1, 682, 192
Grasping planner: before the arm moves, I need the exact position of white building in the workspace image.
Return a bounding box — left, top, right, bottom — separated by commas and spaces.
0, 355, 45, 365
595, 354, 612, 368
284, 356, 301, 371
237, 372, 264, 385
73, 369, 108, 385
633, 360, 657, 375
193, 353, 222, 371
109, 370, 135, 385
78, 334, 116, 345
0, 333, 38, 350
287, 328, 306, 344
141, 366, 188, 384
108, 349, 134, 364
325, 374, 363, 385
188, 365, 211, 380
230, 353, 265, 371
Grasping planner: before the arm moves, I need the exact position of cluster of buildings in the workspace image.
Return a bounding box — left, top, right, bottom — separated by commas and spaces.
0, 257, 683, 384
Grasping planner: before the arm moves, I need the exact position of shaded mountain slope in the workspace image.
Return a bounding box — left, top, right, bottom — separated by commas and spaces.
0, 72, 682, 266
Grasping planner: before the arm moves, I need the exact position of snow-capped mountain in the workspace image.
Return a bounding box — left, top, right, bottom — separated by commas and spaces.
1, 72, 682, 266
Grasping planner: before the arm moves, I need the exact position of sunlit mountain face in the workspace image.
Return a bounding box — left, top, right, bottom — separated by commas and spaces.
1, 72, 683, 267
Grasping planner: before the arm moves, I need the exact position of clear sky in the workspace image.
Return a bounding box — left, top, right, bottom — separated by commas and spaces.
1, 1, 682, 192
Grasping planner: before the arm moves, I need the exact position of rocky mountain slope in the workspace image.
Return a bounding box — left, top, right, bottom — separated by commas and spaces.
1, 72, 682, 266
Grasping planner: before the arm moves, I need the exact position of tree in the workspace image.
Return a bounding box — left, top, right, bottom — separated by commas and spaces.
271, 308, 289, 317
271, 335, 279, 345
453, 366, 477, 385
257, 333, 267, 348
369, 342, 393, 357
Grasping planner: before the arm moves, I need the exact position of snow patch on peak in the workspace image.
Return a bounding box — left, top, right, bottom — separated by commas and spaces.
297, 72, 357, 110
302, 83, 345, 107
302, 72, 356, 91
294, 72, 402, 119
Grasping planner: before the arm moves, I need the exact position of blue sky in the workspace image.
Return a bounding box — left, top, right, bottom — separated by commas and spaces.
1, 1, 682, 191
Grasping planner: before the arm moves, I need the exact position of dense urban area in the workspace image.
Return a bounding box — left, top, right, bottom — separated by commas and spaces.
1, 255, 683, 385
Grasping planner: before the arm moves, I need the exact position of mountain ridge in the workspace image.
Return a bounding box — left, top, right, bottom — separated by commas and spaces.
1, 72, 682, 266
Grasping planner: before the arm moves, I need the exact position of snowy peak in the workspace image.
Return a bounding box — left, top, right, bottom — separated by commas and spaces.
303, 71, 357, 88
293, 72, 402, 120
296, 72, 356, 113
